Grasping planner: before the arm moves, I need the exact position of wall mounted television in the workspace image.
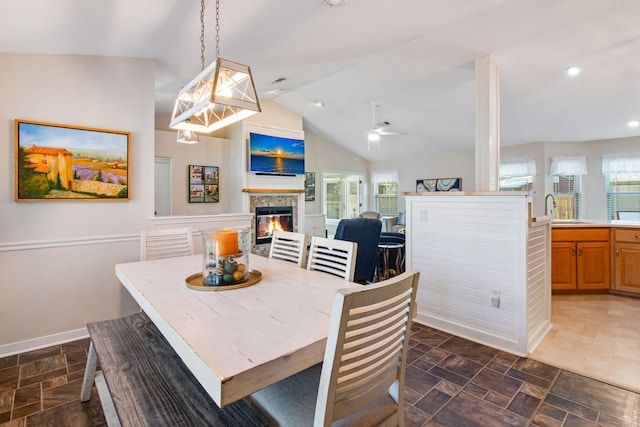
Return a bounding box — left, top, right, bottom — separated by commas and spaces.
249, 132, 305, 175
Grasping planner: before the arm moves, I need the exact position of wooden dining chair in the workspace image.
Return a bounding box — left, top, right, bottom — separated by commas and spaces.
140, 227, 194, 261
306, 236, 357, 281
249, 269, 420, 426
269, 230, 308, 267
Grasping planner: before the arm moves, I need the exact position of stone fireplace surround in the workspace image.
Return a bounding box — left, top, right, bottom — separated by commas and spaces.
247, 191, 303, 256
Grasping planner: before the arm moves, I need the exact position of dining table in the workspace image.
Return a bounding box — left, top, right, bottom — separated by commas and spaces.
114, 253, 362, 408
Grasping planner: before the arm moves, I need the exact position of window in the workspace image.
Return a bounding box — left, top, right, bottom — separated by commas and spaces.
552, 174, 582, 219
550, 156, 587, 220
499, 160, 536, 191
372, 170, 398, 216
602, 155, 640, 220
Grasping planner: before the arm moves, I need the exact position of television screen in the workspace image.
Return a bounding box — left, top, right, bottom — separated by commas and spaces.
249, 132, 305, 175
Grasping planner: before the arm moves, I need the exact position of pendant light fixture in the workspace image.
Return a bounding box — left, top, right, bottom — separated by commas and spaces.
170, 0, 261, 134
176, 127, 200, 144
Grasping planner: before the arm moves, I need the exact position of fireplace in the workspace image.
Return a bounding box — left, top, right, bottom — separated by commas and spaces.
255, 206, 294, 245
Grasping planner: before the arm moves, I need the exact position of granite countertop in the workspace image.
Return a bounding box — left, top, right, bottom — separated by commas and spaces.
551, 219, 640, 229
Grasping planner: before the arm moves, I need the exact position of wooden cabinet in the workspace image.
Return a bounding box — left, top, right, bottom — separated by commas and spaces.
551, 228, 610, 291
613, 228, 640, 294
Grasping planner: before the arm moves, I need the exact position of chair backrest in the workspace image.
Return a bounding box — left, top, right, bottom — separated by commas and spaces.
315, 270, 420, 425
359, 211, 381, 220
269, 230, 307, 267
306, 236, 356, 281
334, 218, 382, 283
140, 227, 194, 261
396, 211, 406, 226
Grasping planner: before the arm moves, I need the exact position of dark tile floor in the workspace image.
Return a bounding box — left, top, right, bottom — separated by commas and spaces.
1, 324, 640, 426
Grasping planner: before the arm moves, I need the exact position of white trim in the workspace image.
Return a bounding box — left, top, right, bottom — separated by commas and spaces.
0, 234, 138, 252
0, 327, 89, 358
149, 213, 253, 227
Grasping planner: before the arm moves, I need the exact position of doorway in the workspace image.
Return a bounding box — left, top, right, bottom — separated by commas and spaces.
322, 172, 364, 236
154, 157, 172, 216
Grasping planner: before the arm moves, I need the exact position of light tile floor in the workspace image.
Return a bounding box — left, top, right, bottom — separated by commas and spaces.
530, 293, 640, 394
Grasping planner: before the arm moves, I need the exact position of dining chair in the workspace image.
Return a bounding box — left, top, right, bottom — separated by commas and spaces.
306, 236, 357, 281
249, 269, 420, 427
140, 227, 194, 261
269, 230, 308, 267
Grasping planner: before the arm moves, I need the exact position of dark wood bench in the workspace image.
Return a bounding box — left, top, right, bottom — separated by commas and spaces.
80, 311, 267, 427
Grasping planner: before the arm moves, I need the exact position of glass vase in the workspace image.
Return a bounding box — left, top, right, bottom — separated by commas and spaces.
201, 227, 250, 286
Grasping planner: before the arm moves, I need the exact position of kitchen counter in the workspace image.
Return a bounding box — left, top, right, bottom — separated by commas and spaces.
552, 220, 640, 228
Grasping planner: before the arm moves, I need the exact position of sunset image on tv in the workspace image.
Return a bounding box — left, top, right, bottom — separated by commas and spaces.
249, 132, 305, 175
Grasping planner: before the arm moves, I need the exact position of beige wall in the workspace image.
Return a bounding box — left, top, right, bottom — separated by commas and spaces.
0, 54, 153, 349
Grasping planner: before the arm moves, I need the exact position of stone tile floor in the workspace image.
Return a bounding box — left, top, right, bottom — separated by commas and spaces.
1, 324, 640, 426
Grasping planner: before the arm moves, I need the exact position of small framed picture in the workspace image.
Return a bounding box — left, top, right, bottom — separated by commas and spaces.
189, 165, 219, 203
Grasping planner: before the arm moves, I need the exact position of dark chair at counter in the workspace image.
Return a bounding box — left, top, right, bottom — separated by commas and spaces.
334, 218, 382, 284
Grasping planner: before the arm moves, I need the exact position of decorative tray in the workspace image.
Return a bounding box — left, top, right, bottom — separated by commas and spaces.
185, 270, 262, 291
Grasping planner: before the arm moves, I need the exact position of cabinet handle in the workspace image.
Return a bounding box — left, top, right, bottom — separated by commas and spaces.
616, 248, 620, 257
571, 247, 576, 256
636, 235, 640, 241
578, 248, 583, 256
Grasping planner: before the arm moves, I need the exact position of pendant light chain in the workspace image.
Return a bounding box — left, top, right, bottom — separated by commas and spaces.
200, 0, 206, 71
215, 0, 220, 60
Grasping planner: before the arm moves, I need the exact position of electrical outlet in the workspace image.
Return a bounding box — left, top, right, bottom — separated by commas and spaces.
491, 290, 500, 308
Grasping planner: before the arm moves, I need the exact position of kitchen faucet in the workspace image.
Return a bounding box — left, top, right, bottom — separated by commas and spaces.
545, 194, 556, 216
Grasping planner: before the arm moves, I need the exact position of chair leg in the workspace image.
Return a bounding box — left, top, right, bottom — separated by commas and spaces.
80, 341, 98, 402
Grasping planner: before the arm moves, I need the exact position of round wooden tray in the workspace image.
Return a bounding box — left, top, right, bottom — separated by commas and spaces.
185, 270, 262, 291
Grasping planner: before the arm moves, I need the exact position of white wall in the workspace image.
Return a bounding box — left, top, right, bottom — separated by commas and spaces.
304, 131, 369, 215
155, 130, 232, 216
370, 149, 476, 214
0, 54, 154, 351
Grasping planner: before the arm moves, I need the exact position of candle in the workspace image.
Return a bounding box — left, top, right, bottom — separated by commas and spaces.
212, 229, 239, 256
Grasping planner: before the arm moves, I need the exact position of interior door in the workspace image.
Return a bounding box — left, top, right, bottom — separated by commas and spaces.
154, 157, 172, 216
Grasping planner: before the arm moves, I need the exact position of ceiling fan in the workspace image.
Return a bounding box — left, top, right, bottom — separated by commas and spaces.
366, 103, 405, 149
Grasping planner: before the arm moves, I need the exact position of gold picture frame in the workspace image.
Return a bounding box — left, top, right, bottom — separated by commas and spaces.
15, 120, 130, 201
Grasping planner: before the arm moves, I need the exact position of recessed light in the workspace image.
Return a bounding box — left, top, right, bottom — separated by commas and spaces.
565, 66, 582, 77
314, 100, 325, 107
321, 0, 349, 7
628, 120, 640, 128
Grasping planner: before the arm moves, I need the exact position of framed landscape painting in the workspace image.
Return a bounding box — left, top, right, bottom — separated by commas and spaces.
15, 120, 130, 201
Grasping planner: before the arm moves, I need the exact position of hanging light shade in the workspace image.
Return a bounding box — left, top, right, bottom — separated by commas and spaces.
176, 127, 200, 144
170, 58, 260, 133
169, 0, 260, 134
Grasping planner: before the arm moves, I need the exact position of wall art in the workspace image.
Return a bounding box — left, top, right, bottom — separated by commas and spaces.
416, 177, 461, 192
305, 172, 316, 201
15, 120, 130, 201
189, 165, 219, 203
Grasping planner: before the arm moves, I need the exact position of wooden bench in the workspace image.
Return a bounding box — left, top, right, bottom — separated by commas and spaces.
80, 311, 267, 427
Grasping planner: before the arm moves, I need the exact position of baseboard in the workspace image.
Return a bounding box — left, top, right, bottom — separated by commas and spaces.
0, 327, 89, 358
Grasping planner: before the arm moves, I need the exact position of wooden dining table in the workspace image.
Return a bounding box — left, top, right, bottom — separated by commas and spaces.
114, 253, 362, 408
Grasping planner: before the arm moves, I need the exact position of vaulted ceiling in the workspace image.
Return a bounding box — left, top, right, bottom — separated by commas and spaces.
1, 0, 639, 161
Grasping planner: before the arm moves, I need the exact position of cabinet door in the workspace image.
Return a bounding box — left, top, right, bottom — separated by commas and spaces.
552, 242, 576, 290
614, 243, 640, 293
577, 241, 610, 289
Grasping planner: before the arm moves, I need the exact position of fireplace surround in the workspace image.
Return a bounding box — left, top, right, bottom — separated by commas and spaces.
248, 193, 301, 256
255, 206, 294, 245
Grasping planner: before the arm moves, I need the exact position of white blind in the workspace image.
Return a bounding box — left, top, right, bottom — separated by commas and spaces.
371, 169, 398, 184
499, 160, 536, 177
549, 156, 588, 175
602, 155, 640, 174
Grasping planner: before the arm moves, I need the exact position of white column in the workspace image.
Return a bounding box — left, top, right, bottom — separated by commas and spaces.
475, 56, 500, 191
